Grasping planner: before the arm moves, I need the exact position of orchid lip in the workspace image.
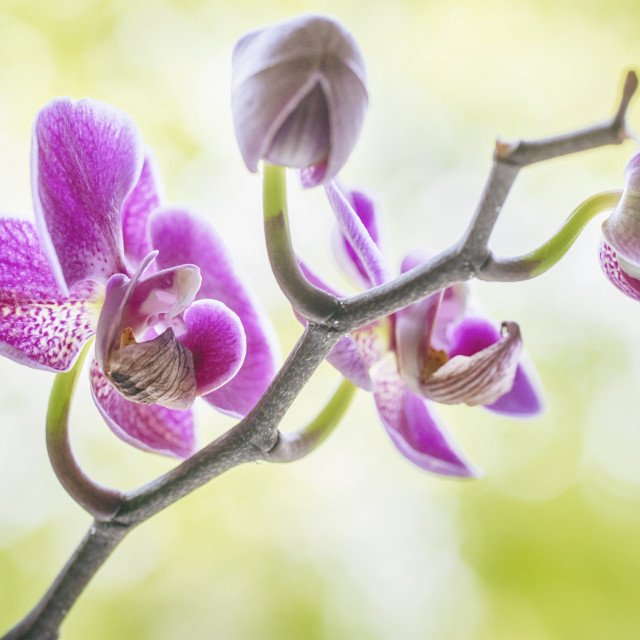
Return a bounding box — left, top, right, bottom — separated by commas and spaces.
417, 321, 523, 406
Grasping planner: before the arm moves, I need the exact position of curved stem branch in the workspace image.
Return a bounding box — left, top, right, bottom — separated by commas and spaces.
114, 323, 342, 525
46, 341, 122, 519
3, 521, 129, 640
265, 378, 357, 462
263, 163, 339, 321
479, 190, 622, 281
4, 70, 638, 640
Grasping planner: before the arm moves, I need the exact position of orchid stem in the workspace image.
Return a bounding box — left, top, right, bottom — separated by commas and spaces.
263, 163, 338, 321
479, 190, 622, 281
265, 378, 357, 462
46, 341, 122, 520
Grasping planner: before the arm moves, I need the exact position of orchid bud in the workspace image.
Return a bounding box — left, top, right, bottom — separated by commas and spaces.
601, 151, 640, 300
231, 14, 368, 186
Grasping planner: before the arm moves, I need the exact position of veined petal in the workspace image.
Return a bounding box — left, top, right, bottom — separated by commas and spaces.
448, 317, 543, 417
96, 255, 202, 409
149, 207, 279, 417
421, 320, 522, 406
326, 335, 373, 390
395, 290, 443, 392
372, 355, 480, 477
90, 359, 195, 458
179, 300, 246, 396
326, 181, 391, 287
32, 97, 143, 292
400, 251, 467, 351
0, 218, 102, 371
95, 255, 201, 369
599, 240, 640, 301
331, 187, 384, 289
122, 148, 165, 270
107, 327, 197, 410
298, 260, 388, 389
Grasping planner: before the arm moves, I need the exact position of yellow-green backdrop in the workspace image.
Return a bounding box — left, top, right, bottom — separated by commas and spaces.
1, 0, 640, 638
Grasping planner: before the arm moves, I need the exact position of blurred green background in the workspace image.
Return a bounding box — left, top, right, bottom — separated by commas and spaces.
2, 0, 640, 638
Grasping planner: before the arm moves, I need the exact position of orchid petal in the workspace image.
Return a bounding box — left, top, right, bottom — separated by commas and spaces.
421, 319, 522, 406
372, 355, 480, 477
148, 207, 279, 417
326, 181, 391, 287
395, 291, 443, 392
485, 359, 543, 417
298, 260, 375, 389
32, 98, 143, 292
179, 300, 246, 397
325, 335, 374, 390
331, 187, 384, 288
0, 218, 102, 371
95, 255, 200, 370
95, 256, 203, 409
90, 359, 195, 458
122, 148, 165, 270
400, 251, 468, 351
447, 317, 543, 416
599, 240, 640, 301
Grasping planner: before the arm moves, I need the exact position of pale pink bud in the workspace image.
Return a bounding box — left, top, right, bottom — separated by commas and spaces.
231, 14, 368, 186
602, 151, 640, 275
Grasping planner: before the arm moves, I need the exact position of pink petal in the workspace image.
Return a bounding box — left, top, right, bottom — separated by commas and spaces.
95, 255, 201, 370
149, 207, 279, 417
122, 148, 165, 270
31, 97, 143, 292
395, 290, 443, 392
599, 240, 640, 301
326, 181, 391, 287
0, 217, 102, 371
420, 320, 522, 406
448, 317, 543, 417
325, 335, 373, 390
90, 359, 196, 458
373, 356, 480, 477
298, 260, 376, 389
179, 300, 246, 396
400, 251, 468, 351
331, 187, 385, 289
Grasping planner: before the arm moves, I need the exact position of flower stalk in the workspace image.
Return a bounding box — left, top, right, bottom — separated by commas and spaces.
265, 378, 358, 462
2, 30, 638, 640
480, 190, 622, 281
263, 163, 338, 320
46, 340, 122, 519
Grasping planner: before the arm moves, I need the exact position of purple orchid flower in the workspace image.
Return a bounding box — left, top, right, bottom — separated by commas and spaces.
600, 150, 640, 300
231, 14, 368, 187
0, 97, 278, 458
302, 180, 543, 477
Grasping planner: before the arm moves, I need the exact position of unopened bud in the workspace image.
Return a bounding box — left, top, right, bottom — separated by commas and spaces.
231, 14, 368, 186
602, 151, 640, 276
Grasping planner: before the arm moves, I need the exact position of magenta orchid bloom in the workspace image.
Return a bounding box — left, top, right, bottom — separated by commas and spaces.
0, 98, 278, 458
302, 180, 543, 477
600, 150, 640, 300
